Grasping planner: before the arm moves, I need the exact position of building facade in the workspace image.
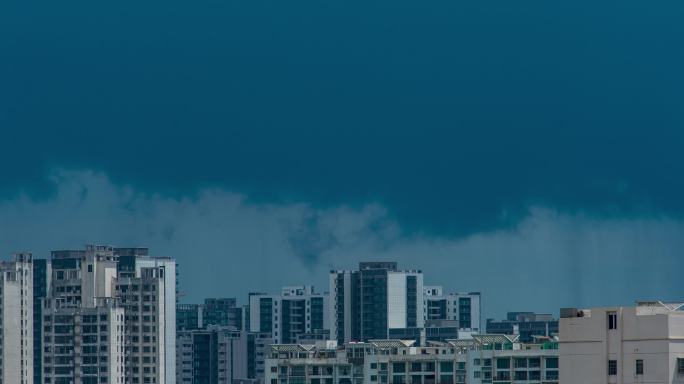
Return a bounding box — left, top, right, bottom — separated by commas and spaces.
177, 304, 203, 331
117, 251, 177, 383
486, 312, 558, 343
46, 245, 177, 384
423, 287, 481, 332
0, 253, 34, 384
33, 258, 51, 384
176, 298, 244, 332
41, 298, 125, 384
177, 326, 274, 384
204, 298, 243, 330
116, 267, 167, 384
329, 262, 424, 344
265, 334, 559, 384
560, 301, 684, 384
250, 286, 329, 344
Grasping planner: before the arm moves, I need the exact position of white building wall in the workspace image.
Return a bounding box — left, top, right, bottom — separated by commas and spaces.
249, 294, 261, 333
0, 254, 33, 384
387, 273, 407, 329
135, 258, 176, 384
2, 275, 23, 384
560, 304, 684, 384
82, 257, 118, 308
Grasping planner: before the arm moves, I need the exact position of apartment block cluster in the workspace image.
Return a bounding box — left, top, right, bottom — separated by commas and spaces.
1, 246, 176, 384
2, 249, 684, 384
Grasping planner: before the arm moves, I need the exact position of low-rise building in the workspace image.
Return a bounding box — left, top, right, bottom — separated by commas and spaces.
265, 334, 559, 384
560, 301, 684, 384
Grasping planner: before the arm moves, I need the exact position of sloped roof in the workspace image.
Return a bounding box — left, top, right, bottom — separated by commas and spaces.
472, 334, 518, 344
445, 339, 477, 348
270, 344, 316, 353
368, 339, 416, 348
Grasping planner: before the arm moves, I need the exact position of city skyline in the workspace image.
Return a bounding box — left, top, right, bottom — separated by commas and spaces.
3, 0, 684, 333
3, 0, 683, 382
1, 243, 677, 324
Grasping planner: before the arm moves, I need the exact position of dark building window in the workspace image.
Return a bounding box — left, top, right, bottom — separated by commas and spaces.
636, 359, 643, 375
608, 360, 617, 376
406, 276, 417, 328
608, 312, 617, 330
459, 298, 472, 329
259, 298, 273, 334
545, 357, 558, 369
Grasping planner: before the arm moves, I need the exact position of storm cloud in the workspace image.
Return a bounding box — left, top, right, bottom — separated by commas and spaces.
1, 0, 683, 317
1, 169, 682, 319
2, 0, 684, 240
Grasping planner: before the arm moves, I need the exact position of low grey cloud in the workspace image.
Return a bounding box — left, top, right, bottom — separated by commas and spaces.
0, 169, 682, 319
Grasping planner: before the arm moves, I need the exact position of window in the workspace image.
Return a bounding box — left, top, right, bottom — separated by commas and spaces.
545, 357, 558, 369
496, 358, 510, 369
608, 312, 617, 330
636, 359, 643, 375
608, 360, 617, 376
678, 358, 684, 374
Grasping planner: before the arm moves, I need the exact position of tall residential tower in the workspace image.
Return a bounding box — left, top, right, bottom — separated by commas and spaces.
329, 262, 424, 343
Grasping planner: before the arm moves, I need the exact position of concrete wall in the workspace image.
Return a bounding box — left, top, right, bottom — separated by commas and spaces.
561, 305, 684, 384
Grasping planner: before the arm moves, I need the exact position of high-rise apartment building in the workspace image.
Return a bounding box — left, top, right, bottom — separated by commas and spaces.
41, 298, 126, 384
560, 301, 684, 384
423, 286, 481, 331
45, 245, 177, 384
118, 252, 177, 383
249, 286, 328, 344
0, 253, 34, 384
329, 262, 424, 343
116, 266, 168, 384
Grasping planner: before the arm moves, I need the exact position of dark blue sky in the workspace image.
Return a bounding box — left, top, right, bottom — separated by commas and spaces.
1, 0, 683, 317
